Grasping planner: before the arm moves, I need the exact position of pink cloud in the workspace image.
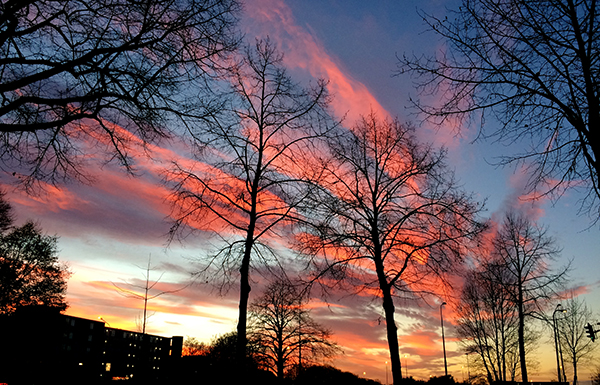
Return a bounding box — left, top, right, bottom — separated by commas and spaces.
243, 0, 389, 125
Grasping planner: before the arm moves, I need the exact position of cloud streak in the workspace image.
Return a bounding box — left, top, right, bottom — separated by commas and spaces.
243, 0, 389, 125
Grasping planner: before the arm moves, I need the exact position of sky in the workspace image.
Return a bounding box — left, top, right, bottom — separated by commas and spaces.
3, 0, 600, 383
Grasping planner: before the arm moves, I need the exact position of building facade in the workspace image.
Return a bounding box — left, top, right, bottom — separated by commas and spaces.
0, 306, 183, 384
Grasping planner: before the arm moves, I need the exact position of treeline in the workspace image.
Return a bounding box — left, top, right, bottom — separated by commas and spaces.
179, 330, 463, 385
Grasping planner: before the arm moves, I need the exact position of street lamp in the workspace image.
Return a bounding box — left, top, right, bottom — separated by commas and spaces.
405, 354, 409, 379
466, 352, 471, 384
98, 316, 111, 327
385, 361, 388, 385
552, 304, 566, 383
441, 302, 448, 377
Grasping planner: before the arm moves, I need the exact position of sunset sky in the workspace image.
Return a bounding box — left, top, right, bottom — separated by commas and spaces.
3, 0, 599, 383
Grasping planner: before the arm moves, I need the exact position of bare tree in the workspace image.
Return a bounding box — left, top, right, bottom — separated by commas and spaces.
248, 279, 340, 379
490, 212, 568, 382
0, 0, 240, 189
112, 255, 183, 334
456, 254, 546, 383
398, 0, 600, 221
166, 39, 333, 370
299, 113, 485, 385
457, 263, 519, 383
556, 294, 598, 385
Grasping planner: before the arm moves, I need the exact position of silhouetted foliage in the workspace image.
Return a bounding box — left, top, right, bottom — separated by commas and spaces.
295, 365, 382, 385
0, 191, 69, 315
183, 336, 209, 356
248, 279, 341, 378
175, 331, 275, 384
300, 113, 485, 385
167, 38, 334, 369
0, 0, 240, 189
399, 0, 600, 222
428, 375, 456, 385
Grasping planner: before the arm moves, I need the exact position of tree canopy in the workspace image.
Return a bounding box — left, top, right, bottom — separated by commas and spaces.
300, 113, 485, 385
0, 192, 69, 315
0, 0, 240, 189
399, 0, 600, 221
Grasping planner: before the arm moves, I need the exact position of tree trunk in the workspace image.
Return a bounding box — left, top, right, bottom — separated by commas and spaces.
236, 146, 262, 372
382, 290, 402, 384
372, 225, 402, 385
277, 331, 285, 379
517, 284, 528, 383
573, 357, 578, 385
236, 248, 252, 370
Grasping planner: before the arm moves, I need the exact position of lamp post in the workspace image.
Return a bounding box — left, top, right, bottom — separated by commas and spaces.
552, 304, 565, 383
466, 352, 471, 384
441, 302, 448, 377
385, 361, 388, 385
558, 314, 567, 382
98, 316, 110, 327
405, 354, 409, 379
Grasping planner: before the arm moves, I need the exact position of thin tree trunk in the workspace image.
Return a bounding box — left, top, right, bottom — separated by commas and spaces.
277, 335, 284, 379
573, 357, 578, 385
236, 134, 263, 370
517, 285, 528, 383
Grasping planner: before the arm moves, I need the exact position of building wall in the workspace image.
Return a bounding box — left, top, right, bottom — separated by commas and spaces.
0, 306, 182, 384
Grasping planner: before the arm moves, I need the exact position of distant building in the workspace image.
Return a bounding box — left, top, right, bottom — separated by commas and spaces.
0, 306, 183, 384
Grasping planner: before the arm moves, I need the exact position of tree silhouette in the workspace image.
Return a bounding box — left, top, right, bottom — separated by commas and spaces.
0, 0, 240, 189
456, 259, 530, 382
166, 39, 333, 370
490, 212, 568, 382
399, 0, 600, 221
0, 191, 69, 315
300, 113, 485, 385
248, 279, 340, 379
556, 294, 598, 385
112, 255, 183, 334
182, 336, 209, 356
